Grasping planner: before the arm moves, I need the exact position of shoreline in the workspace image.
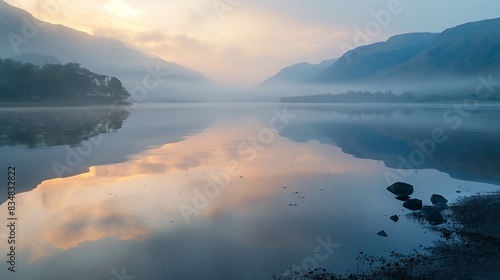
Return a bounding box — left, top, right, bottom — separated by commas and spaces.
0, 101, 132, 108
277, 191, 500, 280
365, 190, 500, 280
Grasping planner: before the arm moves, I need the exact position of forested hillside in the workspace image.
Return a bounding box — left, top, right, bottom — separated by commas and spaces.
0, 59, 130, 104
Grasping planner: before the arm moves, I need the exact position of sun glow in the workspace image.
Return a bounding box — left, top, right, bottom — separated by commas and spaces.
103, 0, 141, 19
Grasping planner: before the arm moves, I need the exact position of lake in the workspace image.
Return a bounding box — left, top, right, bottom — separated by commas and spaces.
1, 103, 499, 279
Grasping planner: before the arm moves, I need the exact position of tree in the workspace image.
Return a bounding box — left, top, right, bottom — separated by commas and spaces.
107, 77, 129, 100
0, 59, 130, 104
400, 91, 416, 102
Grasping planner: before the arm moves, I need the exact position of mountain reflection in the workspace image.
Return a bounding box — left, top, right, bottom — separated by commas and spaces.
0, 106, 130, 147
280, 104, 500, 186
288, 104, 416, 117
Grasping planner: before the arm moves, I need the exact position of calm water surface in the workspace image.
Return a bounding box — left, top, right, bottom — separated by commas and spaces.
1, 103, 499, 279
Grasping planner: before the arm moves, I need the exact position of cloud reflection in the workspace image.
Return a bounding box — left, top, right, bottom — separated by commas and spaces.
4, 121, 376, 261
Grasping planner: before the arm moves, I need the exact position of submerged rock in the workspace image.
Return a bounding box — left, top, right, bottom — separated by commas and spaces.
421, 205, 433, 215
377, 230, 388, 237
425, 209, 444, 225
403, 199, 423, 211
434, 201, 449, 210
430, 194, 448, 205
395, 194, 411, 201
387, 182, 414, 196
390, 215, 399, 222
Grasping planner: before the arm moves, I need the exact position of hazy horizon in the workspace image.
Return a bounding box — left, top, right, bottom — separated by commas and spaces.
4, 0, 500, 87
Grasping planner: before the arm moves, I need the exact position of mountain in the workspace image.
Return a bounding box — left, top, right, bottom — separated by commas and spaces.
310, 33, 438, 83
264, 17, 500, 97
311, 18, 500, 85
0, 1, 212, 102
377, 18, 500, 80
260, 58, 337, 85
11, 53, 61, 65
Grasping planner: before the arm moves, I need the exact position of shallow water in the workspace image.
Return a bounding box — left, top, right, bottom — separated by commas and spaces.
1, 103, 499, 279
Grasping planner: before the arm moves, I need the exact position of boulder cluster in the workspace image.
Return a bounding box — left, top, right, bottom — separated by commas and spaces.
378, 182, 449, 237
387, 182, 448, 225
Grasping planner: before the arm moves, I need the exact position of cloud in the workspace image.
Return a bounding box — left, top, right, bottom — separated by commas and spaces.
41, 203, 150, 251
103, 0, 141, 19
90, 26, 211, 54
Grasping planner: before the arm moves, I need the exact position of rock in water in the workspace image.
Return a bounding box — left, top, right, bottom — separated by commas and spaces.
430, 194, 448, 205
387, 182, 414, 196
425, 209, 444, 225
377, 230, 388, 237
403, 199, 423, 211
434, 201, 449, 210
390, 215, 399, 222
420, 206, 433, 215
395, 194, 411, 201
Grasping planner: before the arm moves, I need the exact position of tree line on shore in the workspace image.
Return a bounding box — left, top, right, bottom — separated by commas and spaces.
0, 59, 130, 104
280, 90, 416, 103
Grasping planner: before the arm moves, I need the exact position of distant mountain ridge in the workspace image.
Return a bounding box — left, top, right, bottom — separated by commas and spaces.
262, 17, 500, 92
10, 53, 61, 66
260, 58, 337, 85
310, 33, 438, 83
376, 18, 500, 81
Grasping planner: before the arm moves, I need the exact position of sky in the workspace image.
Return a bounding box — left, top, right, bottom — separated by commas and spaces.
4, 0, 500, 86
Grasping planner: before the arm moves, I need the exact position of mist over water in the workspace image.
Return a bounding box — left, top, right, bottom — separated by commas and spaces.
1, 103, 499, 279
